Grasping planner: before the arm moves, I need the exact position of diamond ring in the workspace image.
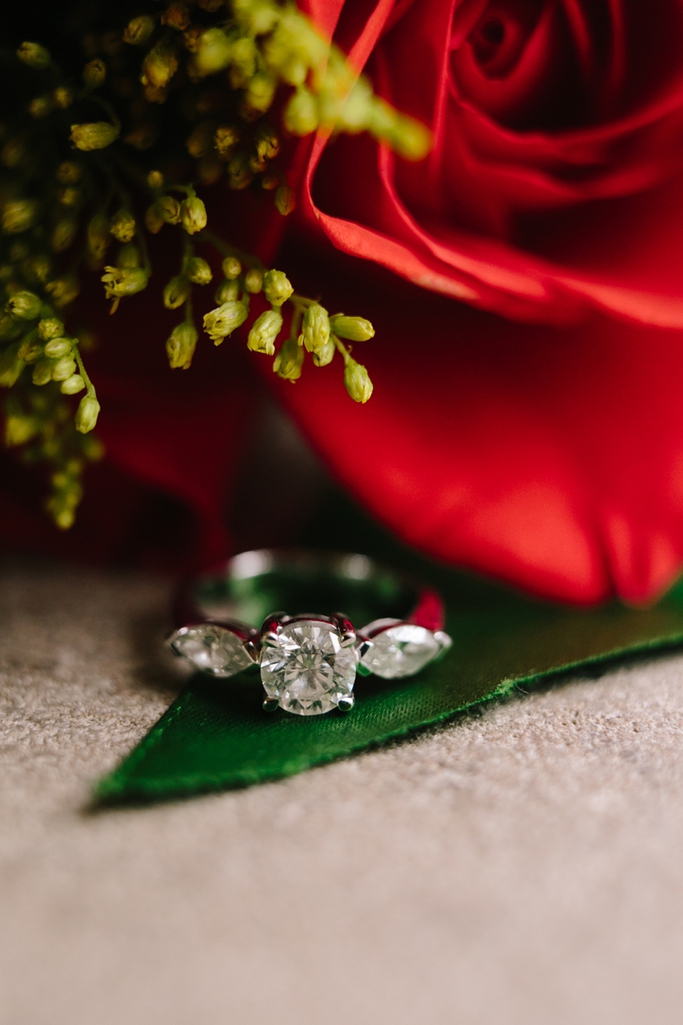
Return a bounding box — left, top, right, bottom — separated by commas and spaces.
168, 550, 452, 716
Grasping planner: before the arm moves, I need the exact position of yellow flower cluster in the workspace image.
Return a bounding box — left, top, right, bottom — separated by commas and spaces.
0, 0, 429, 527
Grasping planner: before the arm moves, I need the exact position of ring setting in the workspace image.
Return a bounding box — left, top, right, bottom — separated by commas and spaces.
168, 551, 452, 717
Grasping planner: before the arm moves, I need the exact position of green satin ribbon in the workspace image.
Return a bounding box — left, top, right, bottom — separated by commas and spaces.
96, 494, 683, 805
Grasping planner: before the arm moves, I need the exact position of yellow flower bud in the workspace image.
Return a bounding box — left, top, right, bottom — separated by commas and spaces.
17, 42, 50, 69
378, 110, 431, 161
17, 338, 43, 363
52, 356, 77, 381
180, 196, 207, 235
58, 186, 81, 208
275, 185, 295, 216
229, 37, 257, 85
163, 276, 190, 309
46, 274, 79, 308
101, 266, 149, 303
70, 122, 119, 151
38, 318, 64, 341
87, 213, 110, 261
32, 358, 53, 386
214, 124, 240, 157
123, 16, 154, 45
158, 195, 182, 225
248, 309, 282, 355
8, 291, 42, 320
302, 304, 330, 353
186, 121, 214, 159
5, 415, 37, 447
193, 28, 233, 77
227, 153, 253, 190
255, 123, 280, 162
145, 204, 164, 234
125, 120, 160, 148
273, 334, 304, 381
53, 86, 74, 109
244, 268, 263, 294
232, 0, 278, 33
142, 45, 178, 89
44, 338, 72, 358
187, 257, 213, 285
245, 72, 276, 113
162, 2, 191, 31
26, 254, 52, 283
329, 315, 375, 342
166, 322, 198, 369
75, 395, 100, 433
56, 161, 82, 185
60, 374, 85, 395
344, 359, 373, 403
51, 218, 78, 253
0, 345, 23, 387
214, 279, 239, 304
29, 95, 53, 118
1, 139, 24, 168
221, 256, 241, 279
83, 59, 106, 90
110, 209, 136, 243
203, 300, 249, 344
147, 170, 164, 190
284, 88, 318, 136
2, 199, 38, 234
263, 269, 293, 307
311, 336, 335, 367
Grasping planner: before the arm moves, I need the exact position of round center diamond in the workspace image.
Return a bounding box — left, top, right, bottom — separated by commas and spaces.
260, 619, 357, 716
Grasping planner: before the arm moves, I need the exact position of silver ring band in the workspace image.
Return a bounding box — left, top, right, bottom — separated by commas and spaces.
168, 550, 452, 716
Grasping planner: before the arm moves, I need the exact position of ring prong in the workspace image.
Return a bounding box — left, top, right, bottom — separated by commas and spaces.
244, 639, 260, 661
262, 697, 279, 713
337, 695, 355, 713
333, 613, 356, 647
261, 611, 287, 647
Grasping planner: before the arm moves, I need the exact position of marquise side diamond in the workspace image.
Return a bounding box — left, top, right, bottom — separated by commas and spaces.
170, 625, 254, 677
360, 624, 443, 679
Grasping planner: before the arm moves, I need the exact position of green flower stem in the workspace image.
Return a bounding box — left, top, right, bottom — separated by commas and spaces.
289, 306, 303, 341
333, 334, 352, 365
136, 225, 152, 276
72, 346, 97, 400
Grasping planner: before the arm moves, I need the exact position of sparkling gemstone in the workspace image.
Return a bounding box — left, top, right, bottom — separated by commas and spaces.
170, 625, 254, 677
260, 619, 357, 716
360, 624, 441, 679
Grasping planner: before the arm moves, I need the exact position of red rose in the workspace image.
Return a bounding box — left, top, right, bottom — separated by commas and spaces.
269, 0, 683, 603
302, 0, 683, 326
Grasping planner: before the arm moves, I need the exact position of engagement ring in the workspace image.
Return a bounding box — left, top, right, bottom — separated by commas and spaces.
168, 550, 452, 716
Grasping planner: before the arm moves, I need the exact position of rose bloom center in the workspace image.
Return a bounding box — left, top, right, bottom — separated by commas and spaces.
260, 620, 357, 716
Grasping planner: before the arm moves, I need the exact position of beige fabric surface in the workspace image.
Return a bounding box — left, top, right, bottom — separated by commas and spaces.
2, 554, 683, 1025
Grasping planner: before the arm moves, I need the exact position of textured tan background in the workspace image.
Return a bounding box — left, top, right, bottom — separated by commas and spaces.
2, 554, 683, 1025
